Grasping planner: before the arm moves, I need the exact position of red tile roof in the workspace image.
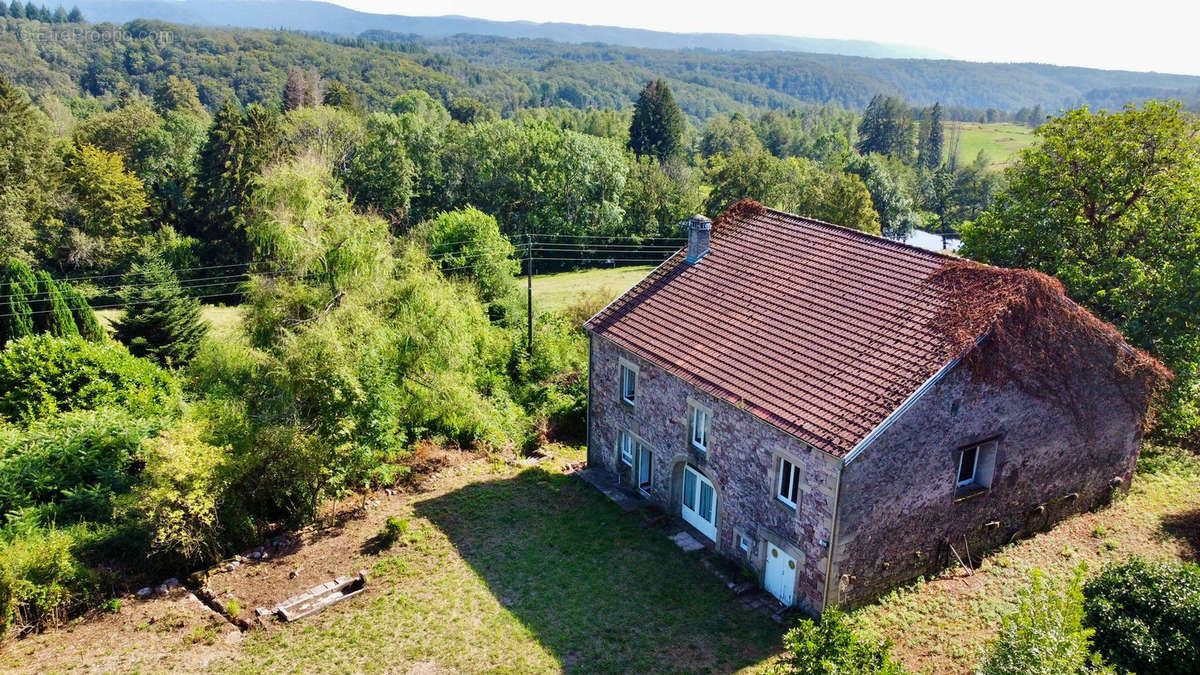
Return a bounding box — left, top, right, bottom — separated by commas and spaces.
586, 206, 956, 457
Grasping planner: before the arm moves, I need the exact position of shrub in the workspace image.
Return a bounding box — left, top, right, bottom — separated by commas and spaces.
123, 421, 231, 566
0, 258, 36, 343
1083, 558, 1200, 674
379, 515, 409, 547
768, 609, 906, 674
0, 525, 99, 637
32, 270, 79, 339
0, 408, 172, 526
978, 567, 1111, 674
0, 335, 178, 423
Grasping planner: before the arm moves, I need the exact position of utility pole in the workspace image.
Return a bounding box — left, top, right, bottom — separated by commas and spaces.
526, 232, 533, 358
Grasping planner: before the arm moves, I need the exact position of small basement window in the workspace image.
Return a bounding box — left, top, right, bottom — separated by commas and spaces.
737, 533, 751, 553
776, 458, 802, 509
619, 359, 638, 406
955, 439, 999, 498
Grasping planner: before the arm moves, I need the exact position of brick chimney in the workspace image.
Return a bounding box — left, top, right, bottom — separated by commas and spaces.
685, 214, 712, 263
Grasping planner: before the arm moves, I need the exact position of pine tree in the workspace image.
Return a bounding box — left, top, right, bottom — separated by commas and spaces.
628, 79, 684, 162
9, 1, 21, 18
925, 102, 944, 171
113, 257, 208, 366
67, 4, 80, 21
23, 2, 35, 20
191, 102, 281, 262
0, 3, 7, 18
51, 5, 66, 22
33, 270, 78, 338
37, 4, 50, 21
0, 258, 35, 343
61, 283, 103, 341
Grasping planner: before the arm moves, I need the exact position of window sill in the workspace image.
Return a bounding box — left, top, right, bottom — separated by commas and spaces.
953, 484, 989, 503
772, 496, 798, 514
620, 398, 636, 410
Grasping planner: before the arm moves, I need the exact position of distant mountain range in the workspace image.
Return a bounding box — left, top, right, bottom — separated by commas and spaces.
71, 0, 950, 59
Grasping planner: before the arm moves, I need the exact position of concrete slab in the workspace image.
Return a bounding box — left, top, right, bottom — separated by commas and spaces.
576, 468, 647, 512
669, 530, 706, 552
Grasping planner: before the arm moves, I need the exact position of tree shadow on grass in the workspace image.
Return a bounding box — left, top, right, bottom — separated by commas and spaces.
1160, 508, 1200, 560
413, 466, 783, 673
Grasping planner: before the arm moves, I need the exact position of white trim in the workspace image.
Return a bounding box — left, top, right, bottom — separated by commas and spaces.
582, 248, 686, 329
689, 403, 711, 452
775, 457, 802, 509
843, 356, 961, 466
956, 446, 978, 486
619, 358, 639, 406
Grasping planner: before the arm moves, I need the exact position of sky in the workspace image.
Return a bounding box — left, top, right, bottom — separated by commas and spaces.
327, 0, 1200, 75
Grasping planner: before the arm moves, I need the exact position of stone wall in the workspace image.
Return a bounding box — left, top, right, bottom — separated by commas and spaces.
588, 334, 840, 612
829, 362, 1144, 607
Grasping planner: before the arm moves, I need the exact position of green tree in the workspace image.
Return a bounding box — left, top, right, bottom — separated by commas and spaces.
32, 270, 78, 338
620, 157, 702, 240
0, 76, 57, 261
130, 111, 207, 229
700, 114, 763, 158
190, 102, 282, 262
60, 283, 103, 342
112, 256, 208, 366
628, 79, 685, 162
845, 154, 920, 239
918, 102, 945, 170
857, 95, 915, 161
705, 152, 881, 234
961, 102, 1200, 438
58, 144, 150, 270
322, 80, 363, 115
390, 90, 451, 126
67, 5, 80, 21
8, 1, 20, 18
447, 96, 497, 124
51, 6, 66, 22
152, 75, 207, 118
342, 113, 416, 225
0, 258, 36, 343
416, 206, 519, 318
72, 98, 163, 158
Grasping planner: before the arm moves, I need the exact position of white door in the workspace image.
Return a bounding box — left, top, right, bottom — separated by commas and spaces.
680, 466, 718, 541
764, 542, 797, 606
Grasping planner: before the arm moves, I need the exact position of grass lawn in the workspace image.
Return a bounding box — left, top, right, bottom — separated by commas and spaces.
530, 265, 656, 314
852, 444, 1200, 673
946, 121, 1037, 170
231, 448, 783, 673
96, 305, 245, 342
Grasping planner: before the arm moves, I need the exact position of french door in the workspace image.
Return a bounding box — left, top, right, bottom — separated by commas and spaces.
636, 444, 653, 495
681, 465, 717, 541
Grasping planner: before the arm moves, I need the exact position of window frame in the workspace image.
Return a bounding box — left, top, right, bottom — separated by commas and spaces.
618, 358, 638, 407
775, 457, 802, 509
618, 431, 633, 466
956, 445, 979, 487
688, 400, 712, 453
953, 438, 1000, 500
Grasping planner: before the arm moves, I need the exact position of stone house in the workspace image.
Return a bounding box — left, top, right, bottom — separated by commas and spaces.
583, 203, 1162, 613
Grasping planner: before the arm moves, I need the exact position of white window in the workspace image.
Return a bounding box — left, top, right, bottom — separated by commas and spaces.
776, 458, 802, 508
690, 404, 710, 452
681, 465, 717, 541
619, 363, 637, 405
636, 443, 653, 495
955, 439, 999, 494
737, 533, 751, 553
619, 431, 633, 466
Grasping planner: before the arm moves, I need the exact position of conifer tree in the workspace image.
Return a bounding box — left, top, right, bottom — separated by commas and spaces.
9, 2, 20, 19
34, 270, 78, 338
925, 102, 945, 171
284, 66, 306, 111
0, 258, 35, 343
628, 79, 684, 162
113, 257, 208, 366
67, 4, 80, 21
61, 283, 103, 341
0, 3, 7, 18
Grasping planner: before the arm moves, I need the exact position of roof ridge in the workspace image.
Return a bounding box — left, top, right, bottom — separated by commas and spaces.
758, 207, 960, 262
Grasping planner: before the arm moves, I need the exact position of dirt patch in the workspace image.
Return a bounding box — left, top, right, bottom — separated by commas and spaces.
0, 590, 240, 674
